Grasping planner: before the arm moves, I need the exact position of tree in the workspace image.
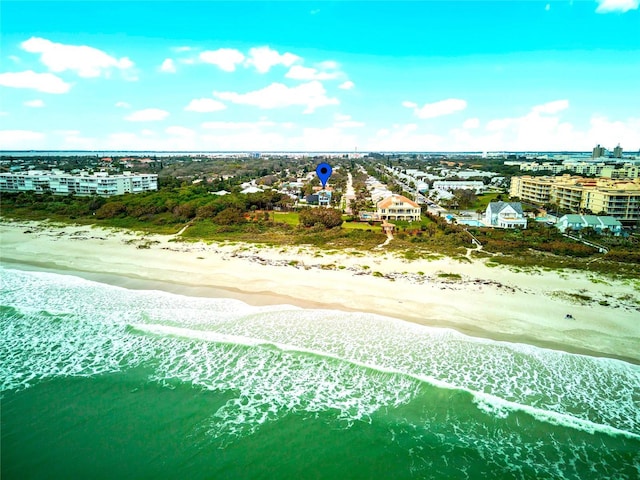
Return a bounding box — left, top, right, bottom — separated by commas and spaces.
452, 189, 477, 209
214, 207, 246, 225
298, 207, 343, 228
95, 201, 126, 219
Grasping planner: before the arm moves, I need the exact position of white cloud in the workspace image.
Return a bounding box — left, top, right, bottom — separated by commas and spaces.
199, 48, 245, 72
335, 120, 365, 128
588, 115, 640, 149
202, 120, 275, 130
545, 3, 551, 11
532, 99, 569, 114
338, 80, 355, 90
245, 46, 299, 73
318, 60, 339, 70
24, 99, 45, 108
0, 130, 45, 148
407, 98, 468, 119
21, 37, 134, 78
333, 113, 364, 128
0, 70, 71, 93
125, 108, 169, 122
172, 46, 193, 52
8, 55, 21, 63
165, 126, 196, 137
184, 98, 227, 112
478, 101, 579, 150
115, 101, 131, 108
595, 0, 638, 13
214, 81, 339, 114
462, 118, 480, 129
141, 129, 156, 136
368, 123, 443, 151
58, 132, 96, 150
285, 65, 339, 81
160, 58, 176, 73
54, 129, 81, 135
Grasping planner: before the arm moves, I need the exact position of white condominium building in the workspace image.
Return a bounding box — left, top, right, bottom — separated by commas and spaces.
0, 170, 158, 196
432, 180, 485, 193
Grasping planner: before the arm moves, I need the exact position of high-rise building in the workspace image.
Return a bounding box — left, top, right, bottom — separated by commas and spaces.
613, 144, 623, 158
592, 144, 606, 158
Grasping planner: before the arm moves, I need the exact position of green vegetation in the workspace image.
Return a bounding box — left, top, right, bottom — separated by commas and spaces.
469, 192, 503, 211
437, 273, 463, 280
298, 208, 343, 228
1, 156, 638, 280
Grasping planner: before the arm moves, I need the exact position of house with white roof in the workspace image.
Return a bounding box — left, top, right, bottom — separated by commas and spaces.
485, 201, 527, 229
370, 188, 393, 203
240, 186, 264, 194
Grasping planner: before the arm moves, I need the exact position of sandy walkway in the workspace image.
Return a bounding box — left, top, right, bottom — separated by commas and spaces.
1, 220, 638, 363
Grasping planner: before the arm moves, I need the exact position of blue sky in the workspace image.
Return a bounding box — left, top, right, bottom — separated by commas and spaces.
1, 0, 639, 152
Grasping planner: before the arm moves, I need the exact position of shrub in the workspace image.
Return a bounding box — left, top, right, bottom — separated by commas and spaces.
214, 207, 246, 225
298, 208, 344, 229
95, 201, 126, 219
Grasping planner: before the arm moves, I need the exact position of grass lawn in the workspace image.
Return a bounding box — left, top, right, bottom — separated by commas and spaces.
272, 211, 299, 226
342, 221, 382, 231
274, 211, 382, 232
391, 216, 435, 230
469, 192, 505, 211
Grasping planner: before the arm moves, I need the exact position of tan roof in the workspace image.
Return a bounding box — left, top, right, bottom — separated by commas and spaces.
377, 194, 419, 209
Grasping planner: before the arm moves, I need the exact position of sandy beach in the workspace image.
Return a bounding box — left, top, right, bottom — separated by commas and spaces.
1, 220, 639, 363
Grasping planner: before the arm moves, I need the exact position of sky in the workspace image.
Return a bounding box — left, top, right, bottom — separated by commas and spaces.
1, 0, 639, 152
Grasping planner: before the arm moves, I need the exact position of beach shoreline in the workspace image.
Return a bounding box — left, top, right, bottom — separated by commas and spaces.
2, 220, 639, 364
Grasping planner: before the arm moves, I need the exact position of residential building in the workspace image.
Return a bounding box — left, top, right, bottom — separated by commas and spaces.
376, 194, 421, 221
582, 184, 640, 223
550, 181, 595, 212
509, 176, 554, 204
0, 170, 158, 196
600, 164, 639, 179
556, 215, 622, 235
510, 175, 640, 225
240, 186, 264, 194
485, 201, 528, 229
519, 161, 637, 178
432, 180, 485, 194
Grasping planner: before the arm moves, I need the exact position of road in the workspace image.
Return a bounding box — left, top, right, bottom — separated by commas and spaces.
342, 172, 356, 213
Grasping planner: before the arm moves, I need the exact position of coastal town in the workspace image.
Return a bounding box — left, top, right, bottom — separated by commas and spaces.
2, 145, 639, 236
3, 2, 639, 478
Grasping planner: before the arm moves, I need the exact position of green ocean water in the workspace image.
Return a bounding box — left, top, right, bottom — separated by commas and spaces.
2, 266, 640, 479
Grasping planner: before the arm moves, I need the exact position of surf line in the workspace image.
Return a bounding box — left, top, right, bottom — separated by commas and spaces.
130, 323, 640, 441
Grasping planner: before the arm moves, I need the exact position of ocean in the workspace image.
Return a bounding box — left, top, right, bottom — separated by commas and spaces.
1, 266, 639, 479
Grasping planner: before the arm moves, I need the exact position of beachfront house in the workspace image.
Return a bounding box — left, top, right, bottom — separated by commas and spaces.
376, 194, 421, 222
556, 215, 623, 235
485, 201, 527, 229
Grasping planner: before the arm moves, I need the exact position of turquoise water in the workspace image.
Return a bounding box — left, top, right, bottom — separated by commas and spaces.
457, 219, 485, 227
2, 266, 639, 479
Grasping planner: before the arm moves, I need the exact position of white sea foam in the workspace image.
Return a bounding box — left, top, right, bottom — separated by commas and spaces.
131, 322, 640, 440
2, 266, 640, 441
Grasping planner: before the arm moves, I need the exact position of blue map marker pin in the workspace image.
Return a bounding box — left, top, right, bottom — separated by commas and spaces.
316, 162, 332, 188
